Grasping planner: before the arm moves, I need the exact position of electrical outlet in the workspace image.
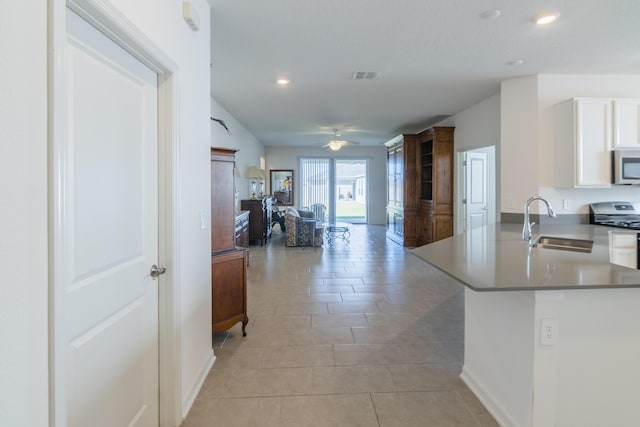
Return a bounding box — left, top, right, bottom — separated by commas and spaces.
563, 199, 570, 210
541, 318, 559, 345
507, 198, 514, 209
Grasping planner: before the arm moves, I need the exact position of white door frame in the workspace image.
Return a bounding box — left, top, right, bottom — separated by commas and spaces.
49, 1, 181, 426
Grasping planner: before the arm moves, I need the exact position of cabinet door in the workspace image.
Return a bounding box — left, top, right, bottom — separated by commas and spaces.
575, 99, 612, 187
433, 138, 453, 214
386, 210, 394, 235
211, 149, 237, 252
387, 148, 396, 205
395, 145, 404, 206
385, 210, 404, 238
613, 99, 640, 149
433, 215, 453, 242
212, 250, 248, 333
415, 214, 431, 247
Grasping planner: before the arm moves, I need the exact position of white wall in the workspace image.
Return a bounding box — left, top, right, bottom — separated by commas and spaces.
463, 289, 535, 427
501, 74, 640, 216
210, 98, 265, 200
500, 76, 541, 215
0, 1, 49, 426
446, 94, 501, 153
438, 95, 500, 232
264, 145, 388, 225
1, 1, 214, 425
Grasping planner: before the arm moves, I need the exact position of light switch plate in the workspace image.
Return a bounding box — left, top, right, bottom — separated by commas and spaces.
200, 209, 208, 230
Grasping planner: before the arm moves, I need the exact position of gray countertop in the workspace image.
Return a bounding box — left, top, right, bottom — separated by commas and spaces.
411, 223, 640, 291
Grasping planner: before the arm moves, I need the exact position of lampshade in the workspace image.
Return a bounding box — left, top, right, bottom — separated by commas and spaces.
246, 165, 263, 179
327, 140, 343, 151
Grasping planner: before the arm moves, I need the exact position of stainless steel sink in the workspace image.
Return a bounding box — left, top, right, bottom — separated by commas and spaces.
531, 236, 594, 253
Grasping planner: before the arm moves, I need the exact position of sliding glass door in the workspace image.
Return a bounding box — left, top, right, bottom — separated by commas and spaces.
300, 157, 367, 224
300, 158, 330, 222
336, 159, 367, 223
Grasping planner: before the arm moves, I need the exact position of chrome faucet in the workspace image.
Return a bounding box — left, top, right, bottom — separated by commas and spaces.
522, 196, 556, 241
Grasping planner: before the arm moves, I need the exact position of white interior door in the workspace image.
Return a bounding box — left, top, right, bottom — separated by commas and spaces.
465, 151, 488, 231
61, 8, 159, 426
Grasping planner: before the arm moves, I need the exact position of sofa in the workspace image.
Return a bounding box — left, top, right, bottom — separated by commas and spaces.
284, 207, 324, 247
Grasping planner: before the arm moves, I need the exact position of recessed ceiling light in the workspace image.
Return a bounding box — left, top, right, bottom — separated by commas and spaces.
507, 59, 524, 66
535, 12, 560, 25
479, 9, 501, 20
276, 78, 290, 86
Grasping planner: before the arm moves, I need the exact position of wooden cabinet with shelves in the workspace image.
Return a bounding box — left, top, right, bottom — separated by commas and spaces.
417, 126, 454, 246
420, 140, 433, 201
384, 134, 418, 246
211, 147, 248, 336
385, 127, 454, 247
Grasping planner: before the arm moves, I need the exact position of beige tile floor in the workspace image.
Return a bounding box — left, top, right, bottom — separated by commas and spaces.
183, 225, 498, 427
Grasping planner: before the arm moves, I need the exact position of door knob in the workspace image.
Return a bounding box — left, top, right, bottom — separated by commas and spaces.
150, 264, 167, 279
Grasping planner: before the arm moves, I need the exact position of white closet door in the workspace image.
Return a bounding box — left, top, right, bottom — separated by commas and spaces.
62, 8, 159, 427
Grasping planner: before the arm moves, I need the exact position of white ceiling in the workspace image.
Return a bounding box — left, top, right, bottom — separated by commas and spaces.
210, 0, 640, 148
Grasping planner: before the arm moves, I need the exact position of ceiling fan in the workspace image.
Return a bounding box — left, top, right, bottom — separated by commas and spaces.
322, 129, 360, 151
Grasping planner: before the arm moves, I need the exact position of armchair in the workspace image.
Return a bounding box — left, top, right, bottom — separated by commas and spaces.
284, 208, 323, 247
309, 203, 327, 223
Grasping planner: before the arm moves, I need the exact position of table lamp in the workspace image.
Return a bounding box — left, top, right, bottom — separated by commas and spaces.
246, 165, 263, 200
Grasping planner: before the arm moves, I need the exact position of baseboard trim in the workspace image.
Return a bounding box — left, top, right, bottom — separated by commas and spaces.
181, 351, 215, 421
460, 365, 519, 427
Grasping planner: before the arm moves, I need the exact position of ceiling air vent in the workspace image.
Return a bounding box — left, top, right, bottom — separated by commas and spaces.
352, 71, 378, 80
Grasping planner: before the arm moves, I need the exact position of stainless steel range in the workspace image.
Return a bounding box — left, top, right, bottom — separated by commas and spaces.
589, 201, 640, 230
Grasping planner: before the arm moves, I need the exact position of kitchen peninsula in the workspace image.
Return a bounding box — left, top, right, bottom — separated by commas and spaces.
413, 223, 640, 427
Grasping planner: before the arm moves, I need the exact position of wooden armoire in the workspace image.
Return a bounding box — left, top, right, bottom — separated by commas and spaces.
385, 134, 419, 246
417, 127, 454, 246
210, 147, 249, 336
385, 126, 454, 247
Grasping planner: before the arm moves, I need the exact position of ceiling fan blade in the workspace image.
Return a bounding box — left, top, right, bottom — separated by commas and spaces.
322, 139, 362, 150
339, 140, 360, 146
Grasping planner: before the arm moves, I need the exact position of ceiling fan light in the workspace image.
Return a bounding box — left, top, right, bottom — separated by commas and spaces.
535, 12, 559, 25
328, 141, 343, 151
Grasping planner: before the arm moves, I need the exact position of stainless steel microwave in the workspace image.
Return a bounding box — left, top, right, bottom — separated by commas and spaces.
614, 150, 640, 184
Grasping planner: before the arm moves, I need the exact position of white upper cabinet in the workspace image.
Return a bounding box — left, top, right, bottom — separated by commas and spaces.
613, 99, 640, 149
555, 98, 612, 188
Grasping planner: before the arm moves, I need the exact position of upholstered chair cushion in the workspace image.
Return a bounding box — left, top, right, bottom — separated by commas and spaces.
285, 206, 300, 217
284, 211, 323, 247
